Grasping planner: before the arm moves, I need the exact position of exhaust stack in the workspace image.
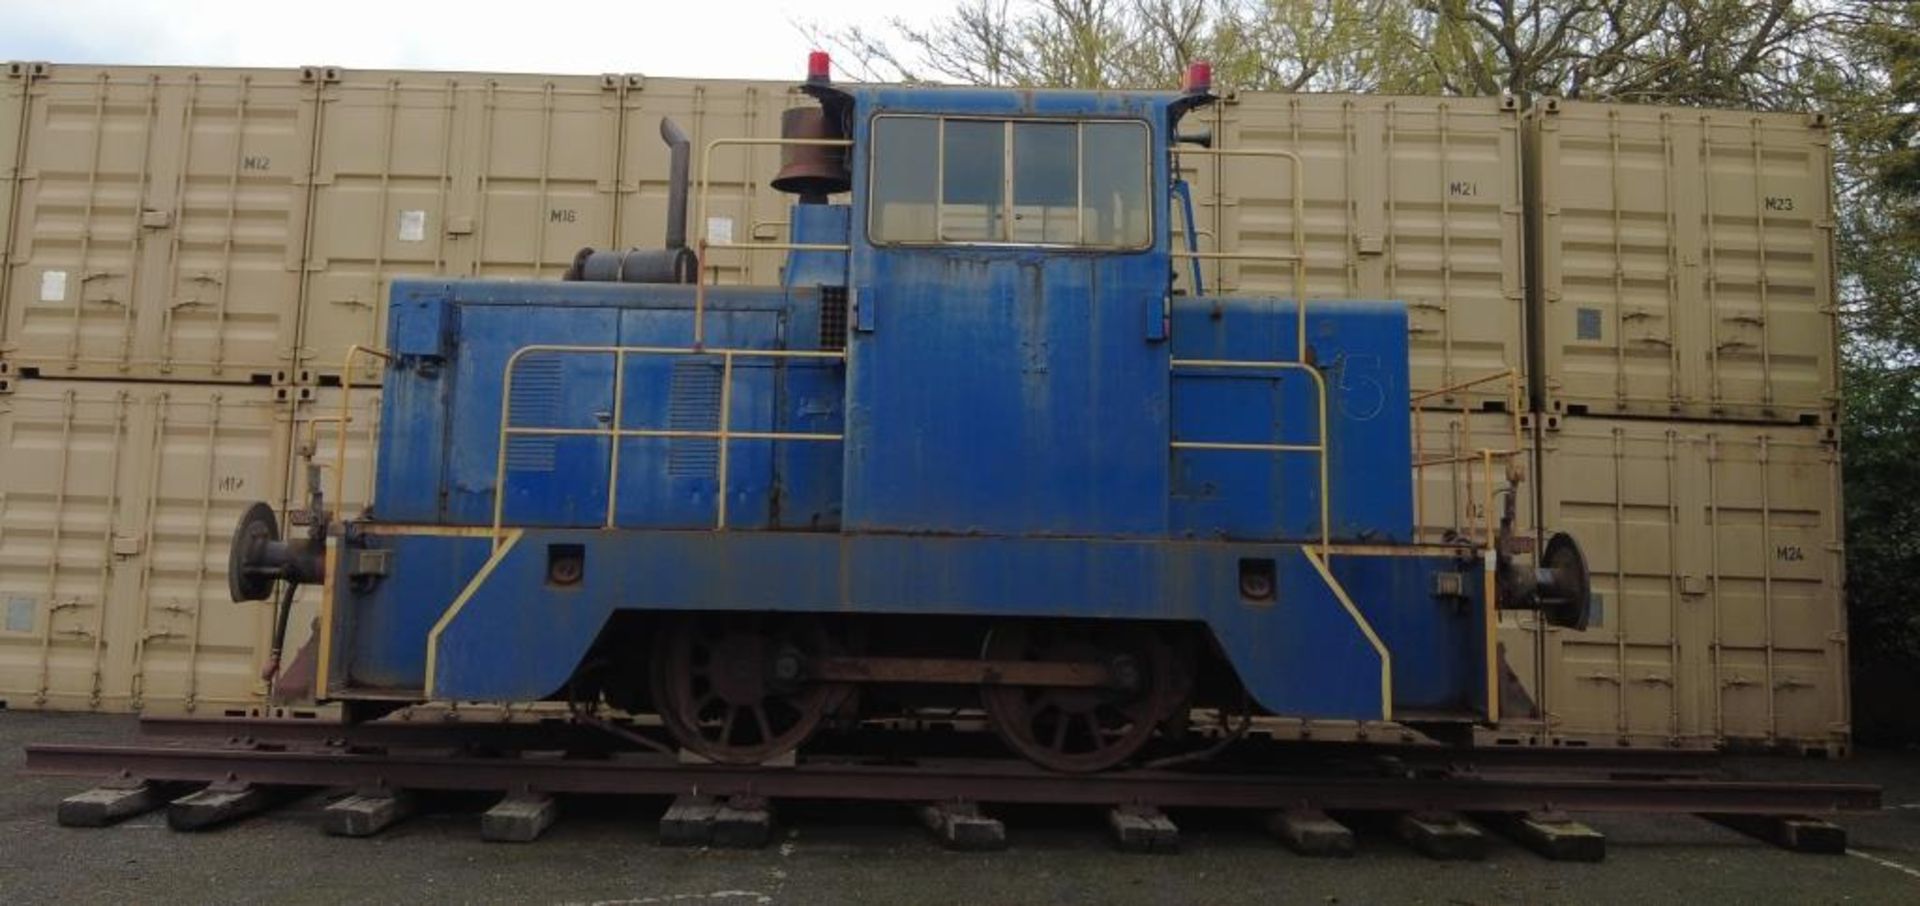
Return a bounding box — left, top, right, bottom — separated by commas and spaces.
563, 116, 698, 284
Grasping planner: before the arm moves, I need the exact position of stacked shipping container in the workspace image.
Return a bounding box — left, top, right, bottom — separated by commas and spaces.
1491, 101, 1844, 752
0, 63, 1846, 753
0, 65, 817, 712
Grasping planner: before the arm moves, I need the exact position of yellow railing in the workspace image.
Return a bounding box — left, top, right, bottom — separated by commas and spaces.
1170, 357, 1332, 555
1167, 146, 1398, 717
1170, 147, 1307, 360
1410, 367, 1526, 722
692, 137, 854, 348
331, 345, 393, 516
1166, 148, 1328, 549
489, 343, 847, 550
1410, 368, 1526, 546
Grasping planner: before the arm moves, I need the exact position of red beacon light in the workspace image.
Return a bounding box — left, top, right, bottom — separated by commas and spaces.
1183, 60, 1213, 96
807, 50, 832, 86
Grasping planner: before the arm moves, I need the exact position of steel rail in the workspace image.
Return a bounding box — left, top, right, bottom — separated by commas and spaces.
24, 742, 1878, 815
130, 716, 1729, 774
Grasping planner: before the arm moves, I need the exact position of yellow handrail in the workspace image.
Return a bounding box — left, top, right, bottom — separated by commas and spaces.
1411, 368, 1526, 544
490, 343, 847, 550
1481, 447, 1500, 721
331, 345, 392, 516
1170, 147, 1307, 360
692, 137, 854, 348
1170, 357, 1331, 555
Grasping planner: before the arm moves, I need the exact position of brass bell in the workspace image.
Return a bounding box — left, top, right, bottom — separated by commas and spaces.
772, 107, 851, 201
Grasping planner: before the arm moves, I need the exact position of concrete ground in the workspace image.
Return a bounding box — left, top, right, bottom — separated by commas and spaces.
3, 711, 1919, 905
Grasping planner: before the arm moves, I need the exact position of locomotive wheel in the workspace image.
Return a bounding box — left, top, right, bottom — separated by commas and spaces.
979, 622, 1180, 773
651, 613, 835, 764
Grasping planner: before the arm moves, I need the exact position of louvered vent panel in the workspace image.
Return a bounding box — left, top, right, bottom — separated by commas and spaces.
667, 361, 722, 477
505, 356, 564, 472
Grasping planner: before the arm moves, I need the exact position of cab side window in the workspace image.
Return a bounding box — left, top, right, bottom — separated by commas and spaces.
869, 116, 1150, 249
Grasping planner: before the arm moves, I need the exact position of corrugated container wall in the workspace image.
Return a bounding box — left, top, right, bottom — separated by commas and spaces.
1180, 94, 1527, 409
1493, 416, 1847, 751
1527, 100, 1837, 423
0, 379, 312, 713
298, 74, 803, 384
0, 66, 321, 383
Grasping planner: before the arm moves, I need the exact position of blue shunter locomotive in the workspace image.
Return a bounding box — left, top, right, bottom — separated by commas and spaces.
230, 57, 1589, 772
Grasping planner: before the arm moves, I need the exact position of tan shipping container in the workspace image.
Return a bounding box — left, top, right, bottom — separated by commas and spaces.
1495, 415, 1846, 751
0, 65, 320, 383
296, 71, 630, 382
1181, 94, 1527, 408
0, 379, 315, 713
1528, 100, 1837, 423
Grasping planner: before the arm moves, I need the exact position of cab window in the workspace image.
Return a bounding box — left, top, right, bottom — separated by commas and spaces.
869, 115, 1151, 249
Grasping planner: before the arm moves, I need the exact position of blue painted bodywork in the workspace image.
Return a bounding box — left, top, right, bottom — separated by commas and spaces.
327, 83, 1491, 724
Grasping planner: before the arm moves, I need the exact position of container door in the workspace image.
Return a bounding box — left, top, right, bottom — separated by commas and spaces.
1534, 417, 1705, 744
2, 67, 317, 383
1699, 425, 1846, 746
116, 386, 294, 712
0, 383, 140, 711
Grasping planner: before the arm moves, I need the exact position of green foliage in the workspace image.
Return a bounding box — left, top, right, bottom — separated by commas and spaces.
1830, 1, 1920, 742
1840, 359, 1920, 741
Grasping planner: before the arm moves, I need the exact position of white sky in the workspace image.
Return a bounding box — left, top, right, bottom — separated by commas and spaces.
0, 0, 924, 80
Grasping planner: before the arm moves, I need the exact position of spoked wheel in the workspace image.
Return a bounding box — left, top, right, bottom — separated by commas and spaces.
979, 622, 1183, 773
651, 613, 836, 764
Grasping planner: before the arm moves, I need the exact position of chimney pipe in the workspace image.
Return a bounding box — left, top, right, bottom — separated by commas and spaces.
660, 117, 690, 251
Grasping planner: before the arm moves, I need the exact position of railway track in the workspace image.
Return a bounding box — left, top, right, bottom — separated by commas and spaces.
23, 716, 1880, 860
